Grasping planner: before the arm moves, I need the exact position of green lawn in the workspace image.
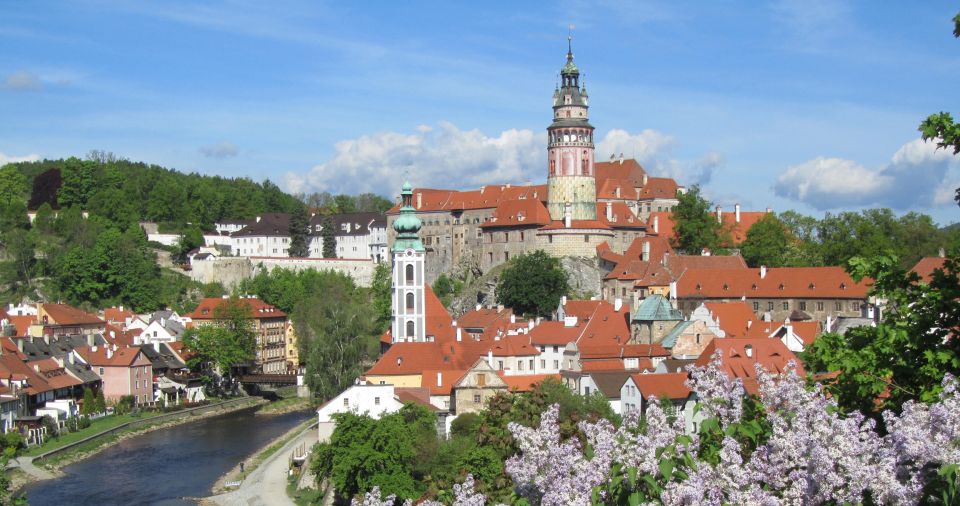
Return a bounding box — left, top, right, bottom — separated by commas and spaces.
23, 413, 158, 457
257, 396, 313, 415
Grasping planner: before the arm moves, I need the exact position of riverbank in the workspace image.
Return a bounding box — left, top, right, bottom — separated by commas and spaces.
256, 396, 314, 416
204, 418, 318, 506
9, 396, 267, 491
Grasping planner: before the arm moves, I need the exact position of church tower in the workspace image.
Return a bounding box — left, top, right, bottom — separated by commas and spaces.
391, 182, 427, 343
546, 34, 597, 221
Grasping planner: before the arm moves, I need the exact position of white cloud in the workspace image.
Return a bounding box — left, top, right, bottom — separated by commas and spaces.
0, 152, 41, 166
199, 141, 239, 158
774, 139, 959, 210
2, 70, 42, 91
285, 123, 720, 196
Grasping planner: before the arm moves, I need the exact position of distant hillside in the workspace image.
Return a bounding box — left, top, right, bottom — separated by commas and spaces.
8, 154, 302, 230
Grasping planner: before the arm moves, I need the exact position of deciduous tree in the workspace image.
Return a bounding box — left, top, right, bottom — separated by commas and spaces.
739, 213, 789, 267
496, 250, 569, 317
671, 185, 725, 254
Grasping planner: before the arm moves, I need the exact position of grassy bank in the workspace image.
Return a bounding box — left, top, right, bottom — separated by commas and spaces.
256, 396, 313, 415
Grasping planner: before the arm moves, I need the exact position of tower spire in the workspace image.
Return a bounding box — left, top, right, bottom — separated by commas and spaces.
567, 24, 574, 62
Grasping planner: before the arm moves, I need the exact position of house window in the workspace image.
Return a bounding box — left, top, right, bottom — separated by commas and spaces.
473, 394, 481, 403
517, 361, 524, 371
553, 360, 559, 369
767, 301, 774, 311
585, 386, 591, 395
99, 367, 104, 375
817, 301, 824, 311
800, 301, 807, 311
835, 301, 842, 311
405, 264, 414, 283
553, 346, 558, 353
497, 360, 503, 370
504, 252, 509, 261
783, 301, 789, 310
584, 235, 590, 242
541, 359, 546, 368
374, 397, 380, 406
406, 320, 415, 338
520, 231, 525, 241
752, 302, 759, 311
477, 373, 486, 386
529, 359, 534, 370
406, 292, 415, 310
343, 398, 349, 407
853, 301, 861, 311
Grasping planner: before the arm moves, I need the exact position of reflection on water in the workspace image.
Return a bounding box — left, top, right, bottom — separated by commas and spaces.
24, 407, 310, 506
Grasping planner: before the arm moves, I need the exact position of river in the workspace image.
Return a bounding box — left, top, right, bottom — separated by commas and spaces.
23, 407, 312, 506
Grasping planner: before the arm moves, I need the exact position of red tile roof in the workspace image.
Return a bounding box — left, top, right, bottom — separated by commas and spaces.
497, 373, 559, 392
395, 387, 438, 410
366, 342, 452, 376
694, 338, 803, 394
40, 304, 104, 326
420, 369, 468, 395
479, 199, 551, 229
103, 307, 135, 326
704, 302, 759, 337
28, 358, 82, 390
596, 178, 640, 200
581, 359, 626, 372
388, 185, 548, 214
457, 307, 513, 332
528, 321, 584, 346
637, 177, 679, 200
630, 372, 691, 400
646, 212, 675, 239
489, 334, 539, 357
76, 345, 150, 367
677, 266, 870, 299
597, 202, 645, 229
188, 297, 286, 320
7, 315, 34, 337
912, 256, 948, 284
539, 220, 612, 231
595, 159, 648, 188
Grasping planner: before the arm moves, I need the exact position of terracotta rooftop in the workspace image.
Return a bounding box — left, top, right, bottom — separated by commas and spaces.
677, 266, 870, 299
497, 373, 559, 392
40, 304, 104, 326
188, 297, 287, 320
630, 372, 692, 400
694, 338, 803, 394
912, 256, 948, 284
76, 345, 150, 367
479, 199, 551, 229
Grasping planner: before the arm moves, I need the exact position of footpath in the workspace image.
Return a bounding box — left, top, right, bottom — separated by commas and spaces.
206, 421, 320, 506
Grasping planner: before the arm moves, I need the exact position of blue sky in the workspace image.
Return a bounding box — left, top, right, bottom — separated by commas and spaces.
1, 1, 959, 224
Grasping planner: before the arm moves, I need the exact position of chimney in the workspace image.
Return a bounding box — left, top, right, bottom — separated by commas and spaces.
766, 207, 773, 213
528, 320, 535, 330
735, 203, 741, 223
614, 298, 623, 312
615, 187, 621, 198
716, 206, 722, 223
825, 315, 833, 332
456, 327, 462, 342
92, 345, 98, 352
87, 334, 95, 347
16, 339, 23, 353
68, 352, 74, 365
106, 347, 113, 359
605, 201, 613, 222
561, 295, 567, 306
487, 350, 493, 367
255, 216, 261, 223
437, 371, 442, 388
475, 303, 482, 312
416, 192, 422, 209
153, 341, 160, 352
940, 248, 946, 258
564, 202, 572, 228
760, 265, 767, 279
746, 320, 752, 329
619, 153, 624, 164
662, 252, 669, 267
642, 174, 648, 186
745, 345, 753, 358
43, 334, 49, 345
642, 241, 650, 262
669, 281, 677, 300
510, 314, 516, 324
652, 215, 659, 234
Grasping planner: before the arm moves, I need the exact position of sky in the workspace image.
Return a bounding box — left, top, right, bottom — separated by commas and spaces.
1, 0, 959, 224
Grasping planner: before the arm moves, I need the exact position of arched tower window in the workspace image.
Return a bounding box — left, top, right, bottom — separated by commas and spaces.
406, 320, 415, 338
405, 264, 414, 283
406, 292, 415, 311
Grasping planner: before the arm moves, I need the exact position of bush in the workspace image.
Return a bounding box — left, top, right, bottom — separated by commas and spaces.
450, 413, 482, 439
78, 416, 91, 430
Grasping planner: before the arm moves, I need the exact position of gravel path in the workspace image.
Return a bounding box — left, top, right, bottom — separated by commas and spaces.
206, 423, 319, 506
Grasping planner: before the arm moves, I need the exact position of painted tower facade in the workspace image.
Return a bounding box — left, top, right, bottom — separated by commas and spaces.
546, 36, 597, 221
391, 182, 427, 343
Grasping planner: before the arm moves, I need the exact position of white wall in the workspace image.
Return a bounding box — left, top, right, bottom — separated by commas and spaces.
317, 383, 400, 424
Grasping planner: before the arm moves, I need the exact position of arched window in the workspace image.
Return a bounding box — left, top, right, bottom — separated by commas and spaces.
406, 320, 415, 338
406, 292, 415, 311
405, 264, 414, 283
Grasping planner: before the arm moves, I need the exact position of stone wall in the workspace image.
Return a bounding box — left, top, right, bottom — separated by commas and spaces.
188, 256, 375, 290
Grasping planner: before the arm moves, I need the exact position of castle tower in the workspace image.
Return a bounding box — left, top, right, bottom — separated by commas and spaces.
391, 182, 427, 343
546, 34, 597, 221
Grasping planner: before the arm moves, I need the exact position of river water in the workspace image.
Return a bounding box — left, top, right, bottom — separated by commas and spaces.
23, 407, 311, 506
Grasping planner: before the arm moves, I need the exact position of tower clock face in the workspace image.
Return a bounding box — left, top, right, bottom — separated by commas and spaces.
406, 249, 415, 256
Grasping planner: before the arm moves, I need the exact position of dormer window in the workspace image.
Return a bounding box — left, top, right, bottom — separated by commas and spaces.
722, 283, 729, 291
840, 282, 846, 290
809, 282, 816, 289
778, 283, 785, 290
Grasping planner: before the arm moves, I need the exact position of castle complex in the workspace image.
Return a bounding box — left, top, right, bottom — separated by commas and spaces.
386, 37, 684, 283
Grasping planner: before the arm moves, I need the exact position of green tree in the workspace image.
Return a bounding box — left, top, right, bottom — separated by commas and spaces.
496, 250, 569, 317
173, 226, 204, 265
0, 165, 28, 205
370, 262, 392, 333
333, 194, 357, 214
288, 205, 310, 257
82, 388, 96, 416
182, 297, 256, 390
803, 253, 960, 417
739, 213, 790, 267
0, 228, 36, 299
294, 283, 378, 400
671, 185, 725, 254
58, 156, 99, 209
321, 216, 337, 258
95, 390, 107, 413
0, 431, 26, 505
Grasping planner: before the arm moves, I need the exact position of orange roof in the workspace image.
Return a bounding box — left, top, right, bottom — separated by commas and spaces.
479, 199, 551, 229
528, 321, 584, 346
457, 307, 513, 332
420, 369, 467, 395
704, 302, 758, 337
76, 345, 150, 367
694, 338, 803, 394
7, 315, 34, 337
789, 321, 821, 346
581, 359, 625, 372
596, 241, 622, 264
677, 266, 870, 299
597, 178, 640, 200
394, 387, 438, 410
597, 202, 645, 229
604, 236, 675, 281
497, 373, 559, 392
646, 212, 675, 239
103, 307, 134, 326
489, 334, 538, 357
424, 285, 456, 342
388, 185, 547, 214
637, 177, 679, 200
719, 210, 769, 245
912, 256, 948, 283
167, 341, 194, 362
595, 159, 648, 188
40, 304, 104, 326
630, 372, 691, 400
188, 297, 286, 320
27, 358, 82, 390
366, 342, 452, 376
